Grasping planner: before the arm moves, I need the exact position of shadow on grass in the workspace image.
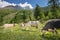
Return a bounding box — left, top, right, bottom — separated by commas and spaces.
40, 34, 60, 40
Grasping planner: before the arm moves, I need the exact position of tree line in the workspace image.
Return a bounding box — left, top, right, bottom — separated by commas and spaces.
0, 0, 60, 25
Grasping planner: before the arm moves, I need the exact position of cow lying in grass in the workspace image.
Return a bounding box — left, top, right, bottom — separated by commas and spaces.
3, 24, 18, 29
42, 19, 60, 36
3, 24, 15, 32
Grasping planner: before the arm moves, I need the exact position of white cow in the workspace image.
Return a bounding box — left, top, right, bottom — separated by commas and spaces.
20, 21, 40, 29
3, 24, 15, 29
28, 21, 40, 28
20, 22, 31, 29
3, 24, 16, 32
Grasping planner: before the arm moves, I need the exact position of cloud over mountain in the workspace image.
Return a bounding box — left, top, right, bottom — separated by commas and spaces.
18, 2, 33, 9
0, 0, 33, 9
0, 0, 16, 8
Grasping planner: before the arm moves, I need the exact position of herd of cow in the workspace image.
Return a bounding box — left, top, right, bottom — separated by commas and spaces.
2, 19, 60, 36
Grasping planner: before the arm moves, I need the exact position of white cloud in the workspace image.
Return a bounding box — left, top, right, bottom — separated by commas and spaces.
18, 2, 33, 9
0, 0, 33, 9
0, 0, 16, 8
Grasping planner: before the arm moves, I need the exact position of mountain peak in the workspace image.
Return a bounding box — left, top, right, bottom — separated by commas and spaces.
2, 5, 33, 10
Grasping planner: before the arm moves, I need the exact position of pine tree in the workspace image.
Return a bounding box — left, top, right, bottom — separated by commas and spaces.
48, 0, 60, 18
34, 4, 45, 20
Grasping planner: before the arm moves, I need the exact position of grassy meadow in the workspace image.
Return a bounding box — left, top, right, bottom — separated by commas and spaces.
0, 0, 60, 40
0, 23, 60, 40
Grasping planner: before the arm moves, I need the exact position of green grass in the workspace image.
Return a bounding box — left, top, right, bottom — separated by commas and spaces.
0, 24, 60, 40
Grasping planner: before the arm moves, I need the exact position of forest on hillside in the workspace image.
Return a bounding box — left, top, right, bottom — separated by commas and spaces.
0, 0, 60, 40
0, 0, 60, 25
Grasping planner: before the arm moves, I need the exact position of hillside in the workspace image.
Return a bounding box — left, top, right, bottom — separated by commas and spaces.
0, 5, 34, 24
0, 8, 19, 25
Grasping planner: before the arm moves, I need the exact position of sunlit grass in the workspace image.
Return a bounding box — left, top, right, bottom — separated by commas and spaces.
0, 23, 60, 40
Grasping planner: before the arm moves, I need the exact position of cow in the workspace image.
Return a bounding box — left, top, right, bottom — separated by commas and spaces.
3, 24, 17, 29
42, 19, 60, 36
20, 21, 40, 30
20, 22, 31, 29
3, 24, 18, 32
29, 21, 40, 28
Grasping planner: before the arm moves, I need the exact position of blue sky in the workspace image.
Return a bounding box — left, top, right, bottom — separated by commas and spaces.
4, 0, 48, 7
